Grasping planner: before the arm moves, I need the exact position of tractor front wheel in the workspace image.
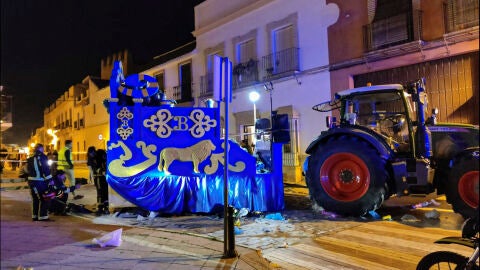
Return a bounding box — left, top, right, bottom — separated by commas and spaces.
306, 136, 388, 216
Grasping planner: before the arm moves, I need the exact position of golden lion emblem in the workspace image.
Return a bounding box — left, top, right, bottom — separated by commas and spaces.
158, 140, 216, 174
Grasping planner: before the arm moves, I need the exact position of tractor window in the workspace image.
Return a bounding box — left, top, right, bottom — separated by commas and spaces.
348, 91, 411, 151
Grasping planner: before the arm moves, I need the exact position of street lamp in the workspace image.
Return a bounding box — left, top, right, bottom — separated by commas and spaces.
248, 91, 260, 143
98, 134, 107, 149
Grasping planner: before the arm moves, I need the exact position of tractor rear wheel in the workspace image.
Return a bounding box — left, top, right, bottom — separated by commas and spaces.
447, 154, 479, 219
306, 136, 388, 216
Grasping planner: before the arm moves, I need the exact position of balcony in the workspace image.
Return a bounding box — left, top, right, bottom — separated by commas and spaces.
261, 47, 300, 80
445, 0, 479, 33
165, 85, 193, 104
363, 10, 422, 52
199, 47, 300, 96
199, 72, 214, 98
232, 59, 259, 89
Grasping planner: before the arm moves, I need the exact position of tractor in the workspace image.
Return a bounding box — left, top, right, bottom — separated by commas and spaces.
304, 79, 479, 218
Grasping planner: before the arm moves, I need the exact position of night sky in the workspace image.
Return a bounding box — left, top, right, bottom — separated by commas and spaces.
1, 0, 204, 145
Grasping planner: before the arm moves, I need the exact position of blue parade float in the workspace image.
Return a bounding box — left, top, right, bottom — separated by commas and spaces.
104, 61, 284, 214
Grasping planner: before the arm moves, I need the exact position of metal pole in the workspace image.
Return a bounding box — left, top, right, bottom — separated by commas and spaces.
222, 57, 236, 258
253, 102, 256, 143
268, 83, 273, 159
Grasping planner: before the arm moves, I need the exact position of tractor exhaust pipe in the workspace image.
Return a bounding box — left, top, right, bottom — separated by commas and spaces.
411, 78, 432, 158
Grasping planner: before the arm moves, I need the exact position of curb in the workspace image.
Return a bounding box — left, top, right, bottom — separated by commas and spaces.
0, 178, 25, 183
0, 186, 29, 191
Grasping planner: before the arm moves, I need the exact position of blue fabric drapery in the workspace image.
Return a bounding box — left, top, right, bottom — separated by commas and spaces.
107, 173, 284, 214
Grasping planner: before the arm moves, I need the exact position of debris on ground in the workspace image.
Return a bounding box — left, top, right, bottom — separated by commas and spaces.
424, 209, 440, 219
400, 214, 420, 222
149, 211, 158, 219
382, 215, 393, 221
311, 202, 339, 219
368, 210, 381, 220
137, 215, 147, 221
264, 213, 284, 220
236, 208, 249, 218
115, 212, 137, 218
92, 228, 123, 248
411, 199, 441, 209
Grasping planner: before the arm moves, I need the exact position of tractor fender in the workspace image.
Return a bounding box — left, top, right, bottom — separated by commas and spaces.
305, 127, 393, 161
434, 236, 476, 248
449, 147, 480, 168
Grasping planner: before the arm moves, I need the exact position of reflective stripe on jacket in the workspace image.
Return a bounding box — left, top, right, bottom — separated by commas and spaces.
27, 153, 53, 181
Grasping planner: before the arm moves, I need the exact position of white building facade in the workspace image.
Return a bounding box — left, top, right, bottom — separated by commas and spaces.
191, 0, 339, 182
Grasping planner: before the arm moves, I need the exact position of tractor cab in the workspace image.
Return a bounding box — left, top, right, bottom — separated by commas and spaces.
313, 84, 421, 156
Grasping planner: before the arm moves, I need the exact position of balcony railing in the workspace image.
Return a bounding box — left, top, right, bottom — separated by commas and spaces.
282, 152, 299, 167
199, 72, 214, 98
232, 59, 259, 89
261, 47, 300, 80
165, 85, 193, 103
199, 47, 300, 95
445, 0, 479, 33
363, 10, 422, 52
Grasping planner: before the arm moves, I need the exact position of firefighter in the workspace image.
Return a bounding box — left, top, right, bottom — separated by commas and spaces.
94, 149, 109, 215
48, 170, 81, 215
27, 143, 54, 221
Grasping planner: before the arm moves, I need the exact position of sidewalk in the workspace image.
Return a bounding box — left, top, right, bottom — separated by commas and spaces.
0, 168, 281, 269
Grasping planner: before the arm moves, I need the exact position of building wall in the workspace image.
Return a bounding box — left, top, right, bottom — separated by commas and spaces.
193, 0, 339, 154
191, 0, 341, 182
421, 0, 448, 40
326, 0, 368, 65
142, 52, 196, 103
83, 84, 110, 150
327, 0, 479, 125
100, 50, 131, 80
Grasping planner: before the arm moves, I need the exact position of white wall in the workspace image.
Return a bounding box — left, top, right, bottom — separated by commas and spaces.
193, 0, 339, 153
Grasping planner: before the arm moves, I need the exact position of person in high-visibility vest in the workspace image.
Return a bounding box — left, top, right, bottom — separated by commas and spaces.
57, 140, 83, 200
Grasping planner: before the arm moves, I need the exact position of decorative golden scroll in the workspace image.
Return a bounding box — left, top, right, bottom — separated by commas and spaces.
108, 141, 157, 177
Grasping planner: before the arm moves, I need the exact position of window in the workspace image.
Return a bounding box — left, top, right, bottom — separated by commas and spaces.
179, 62, 192, 102
233, 38, 258, 88
273, 25, 295, 53
206, 51, 222, 73
201, 43, 224, 95
154, 72, 165, 91
367, 0, 415, 50
264, 13, 299, 77
76, 142, 80, 161
236, 39, 255, 63
93, 104, 96, 114
446, 0, 479, 32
